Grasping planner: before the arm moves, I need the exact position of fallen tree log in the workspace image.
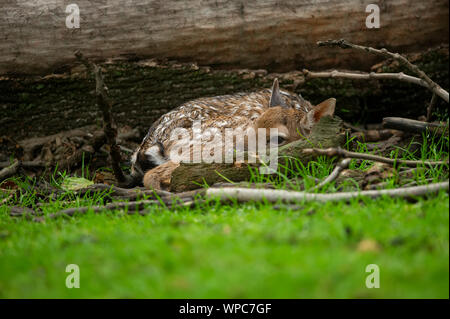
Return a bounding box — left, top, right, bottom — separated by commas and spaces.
1, 0, 448, 75
169, 116, 346, 192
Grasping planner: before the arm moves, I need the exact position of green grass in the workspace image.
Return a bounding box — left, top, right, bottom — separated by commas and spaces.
0, 195, 448, 298
0, 131, 448, 298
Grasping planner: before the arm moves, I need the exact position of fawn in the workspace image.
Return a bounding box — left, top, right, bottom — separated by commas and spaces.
130, 78, 336, 190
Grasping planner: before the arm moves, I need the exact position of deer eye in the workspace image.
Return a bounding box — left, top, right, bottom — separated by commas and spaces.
270, 135, 287, 146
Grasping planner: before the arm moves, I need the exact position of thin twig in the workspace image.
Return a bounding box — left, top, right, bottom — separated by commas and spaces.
28, 189, 204, 219
303, 69, 430, 90
75, 183, 172, 200
302, 147, 448, 167
317, 39, 449, 103
206, 181, 449, 203
48, 199, 160, 218
74, 51, 132, 186
309, 158, 351, 191
45, 195, 198, 219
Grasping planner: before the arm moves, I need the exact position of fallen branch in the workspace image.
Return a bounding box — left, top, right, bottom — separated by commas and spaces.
317, 39, 449, 103
309, 158, 351, 191
303, 69, 430, 90
47, 200, 160, 218
75, 183, 172, 200
18, 126, 99, 155
382, 117, 449, 135
9, 206, 35, 217
302, 147, 448, 167
206, 181, 449, 203
0, 160, 19, 181
44, 190, 202, 219
74, 51, 133, 187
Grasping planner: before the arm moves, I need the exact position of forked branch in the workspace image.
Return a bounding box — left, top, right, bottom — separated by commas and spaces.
74, 51, 133, 187
317, 39, 449, 103
309, 158, 351, 192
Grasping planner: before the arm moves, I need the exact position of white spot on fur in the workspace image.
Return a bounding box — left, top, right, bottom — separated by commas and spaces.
145, 145, 166, 165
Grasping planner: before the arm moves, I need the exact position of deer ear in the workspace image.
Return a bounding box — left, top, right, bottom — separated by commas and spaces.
305, 98, 336, 126
269, 78, 288, 108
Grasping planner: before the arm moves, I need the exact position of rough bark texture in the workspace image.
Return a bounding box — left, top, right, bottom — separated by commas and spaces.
170, 116, 346, 192
1, 0, 448, 75
1, 47, 448, 140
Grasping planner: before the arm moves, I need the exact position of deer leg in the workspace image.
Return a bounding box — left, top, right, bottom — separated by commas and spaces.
143, 161, 180, 191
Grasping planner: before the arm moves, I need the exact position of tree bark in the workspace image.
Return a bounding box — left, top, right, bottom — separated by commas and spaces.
1, 0, 448, 75
1, 47, 448, 141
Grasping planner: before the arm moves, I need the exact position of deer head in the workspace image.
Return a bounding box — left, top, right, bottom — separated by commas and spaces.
254, 78, 336, 146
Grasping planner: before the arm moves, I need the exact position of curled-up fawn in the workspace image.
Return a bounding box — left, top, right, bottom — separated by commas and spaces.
131, 78, 336, 190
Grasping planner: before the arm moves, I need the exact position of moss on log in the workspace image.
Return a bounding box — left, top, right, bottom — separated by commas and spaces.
170, 116, 346, 192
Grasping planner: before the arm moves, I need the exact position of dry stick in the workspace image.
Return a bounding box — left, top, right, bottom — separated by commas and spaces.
309, 158, 351, 192
206, 181, 449, 204
75, 183, 172, 199
0, 160, 19, 181
302, 67, 446, 136
46, 195, 198, 219
303, 69, 430, 89
317, 39, 449, 103
382, 117, 448, 135
38, 189, 203, 219
19, 126, 97, 153
74, 51, 132, 187
47, 199, 160, 218
302, 147, 448, 167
